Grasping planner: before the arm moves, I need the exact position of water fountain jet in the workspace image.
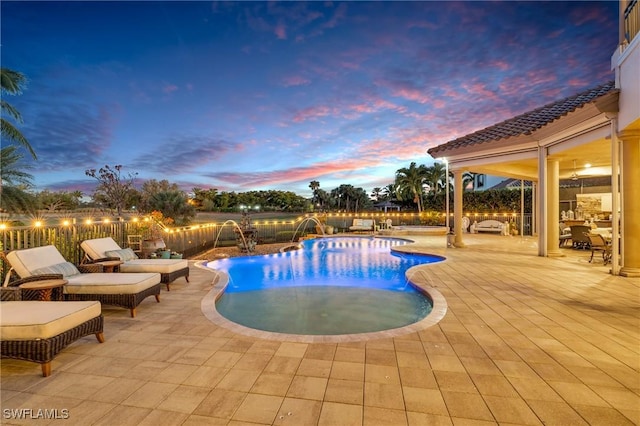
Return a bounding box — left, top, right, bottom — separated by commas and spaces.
291, 216, 326, 242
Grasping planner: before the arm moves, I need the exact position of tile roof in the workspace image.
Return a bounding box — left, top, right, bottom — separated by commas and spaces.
428, 81, 617, 157
487, 178, 533, 190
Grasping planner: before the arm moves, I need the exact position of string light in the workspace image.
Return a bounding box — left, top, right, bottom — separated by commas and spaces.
0, 211, 528, 231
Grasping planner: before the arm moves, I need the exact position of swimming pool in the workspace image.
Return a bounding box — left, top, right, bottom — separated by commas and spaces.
202, 237, 447, 341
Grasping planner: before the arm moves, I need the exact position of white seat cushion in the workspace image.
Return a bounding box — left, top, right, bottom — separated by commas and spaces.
1, 301, 101, 340
65, 273, 161, 295
7, 246, 67, 278
120, 259, 188, 274
80, 237, 123, 260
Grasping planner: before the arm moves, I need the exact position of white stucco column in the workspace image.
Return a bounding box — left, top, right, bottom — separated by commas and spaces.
619, 129, 640, 277
531, 182, 537, 236
537, 147, 547, 256
610, 117, 621, 275
453, 170, 465, 248
546, 158, 563, 257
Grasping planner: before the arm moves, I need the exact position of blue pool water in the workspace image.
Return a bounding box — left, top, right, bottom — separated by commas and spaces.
207, 237, 444, 335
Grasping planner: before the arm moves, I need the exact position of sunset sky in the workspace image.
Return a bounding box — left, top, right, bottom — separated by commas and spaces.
1, 1, 618, 198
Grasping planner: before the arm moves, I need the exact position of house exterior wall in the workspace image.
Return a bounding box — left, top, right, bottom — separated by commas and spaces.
613, 35, 640, 130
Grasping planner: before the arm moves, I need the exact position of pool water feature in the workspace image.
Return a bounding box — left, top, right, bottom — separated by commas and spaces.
205, 237, 445, 337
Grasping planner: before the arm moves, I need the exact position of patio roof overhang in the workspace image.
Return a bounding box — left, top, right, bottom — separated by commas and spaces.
427, 82, 620, 182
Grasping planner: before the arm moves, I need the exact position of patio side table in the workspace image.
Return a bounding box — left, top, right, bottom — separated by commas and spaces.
19, 279, 68, 301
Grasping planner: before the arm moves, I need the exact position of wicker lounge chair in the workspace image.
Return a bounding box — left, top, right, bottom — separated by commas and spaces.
80, 237, 189, 291
5, 245, 161, 317
1, 287, 104, 377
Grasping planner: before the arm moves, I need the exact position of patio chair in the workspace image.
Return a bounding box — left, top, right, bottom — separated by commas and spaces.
80, 237, 189, 291
5, 245, 161, 317
559, 224, 571, 247
586, 233, 612, 265
1, 286, 104, 377
569, 225, 591, 249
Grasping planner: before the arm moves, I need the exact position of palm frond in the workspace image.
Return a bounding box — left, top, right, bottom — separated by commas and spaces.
0, 119, 37, 159
1, 146, 34, 187
1, 68, 27, 95
0, 185, 37, 214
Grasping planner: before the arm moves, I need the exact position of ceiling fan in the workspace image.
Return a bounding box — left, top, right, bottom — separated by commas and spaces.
570, 159, 579, 181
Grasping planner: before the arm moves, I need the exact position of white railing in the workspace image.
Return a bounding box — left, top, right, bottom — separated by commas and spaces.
625, 0, 639, 45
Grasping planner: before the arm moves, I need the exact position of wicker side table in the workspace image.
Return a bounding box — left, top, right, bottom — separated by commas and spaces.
19, 279, 68, 301
94, 260, 123, 273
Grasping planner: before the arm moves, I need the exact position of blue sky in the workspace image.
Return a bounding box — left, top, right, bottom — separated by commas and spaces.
2, 1, 617, 198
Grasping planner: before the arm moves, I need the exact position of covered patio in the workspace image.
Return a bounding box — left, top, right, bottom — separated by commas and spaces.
428, 81, 640, 278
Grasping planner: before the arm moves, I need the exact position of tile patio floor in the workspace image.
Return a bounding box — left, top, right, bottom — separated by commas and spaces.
1, 234, 638, 425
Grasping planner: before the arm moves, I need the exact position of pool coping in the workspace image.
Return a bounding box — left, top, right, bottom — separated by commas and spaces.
196, 241, 448, 343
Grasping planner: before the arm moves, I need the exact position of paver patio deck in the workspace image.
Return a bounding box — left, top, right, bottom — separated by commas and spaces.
1, 234, 638, 425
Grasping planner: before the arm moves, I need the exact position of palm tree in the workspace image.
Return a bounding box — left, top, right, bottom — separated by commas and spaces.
148, 190, 196, 225
381, 183, 396, 201
1, 146, 33, 187
395, 162, 427, 213
309, 180, 320, 208
462, 172, 476, 191
371, 187, 382, 201
0, 146, 36, 213
423, 163, 447, 194
1, 68, 36, 159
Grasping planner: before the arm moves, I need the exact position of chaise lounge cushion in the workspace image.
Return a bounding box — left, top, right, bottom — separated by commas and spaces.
64, 273, 161, 295
7, 245, 72, 279
6, 245, 161, 301
105, 248, 138, 261
6, 246, 161, 295
118, 260, 187, 275
32, 261, 81, 278
1, 301, 101, 340
81, 237, 188, 278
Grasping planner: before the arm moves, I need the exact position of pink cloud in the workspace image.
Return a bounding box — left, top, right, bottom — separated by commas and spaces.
274, 22, 287, 39
282, 75, 310, 87
292, 105, 335, 123
489, 60, 510, 71
461, 82, 499, 101
163, 84, 178, 94
211, 158, 383, 189
392, 87, 430, 104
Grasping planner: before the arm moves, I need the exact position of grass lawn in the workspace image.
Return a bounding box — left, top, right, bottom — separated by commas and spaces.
192, 211, 305, 224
